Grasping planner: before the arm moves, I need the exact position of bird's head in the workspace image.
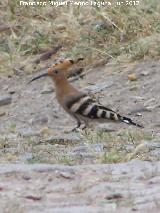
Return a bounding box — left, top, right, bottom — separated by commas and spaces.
28, 58, 83, 84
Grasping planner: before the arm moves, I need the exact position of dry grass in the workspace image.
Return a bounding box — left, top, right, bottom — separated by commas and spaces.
0, 0, 160, 75
0, 128, 158, 164
80, 128, 156, 163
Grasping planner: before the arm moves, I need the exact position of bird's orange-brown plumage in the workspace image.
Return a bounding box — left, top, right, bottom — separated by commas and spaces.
29, 57, 143, 130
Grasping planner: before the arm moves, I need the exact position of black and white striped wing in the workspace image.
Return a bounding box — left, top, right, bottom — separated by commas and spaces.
66, 94, 120, 121
66, 94, 143, 127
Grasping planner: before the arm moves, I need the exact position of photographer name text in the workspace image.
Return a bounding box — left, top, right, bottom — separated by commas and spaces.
19, 1, 140, 7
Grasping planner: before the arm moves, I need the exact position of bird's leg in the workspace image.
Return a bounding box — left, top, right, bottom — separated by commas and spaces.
71, 120, 81, 132
71, 115, 82, 132
79, 120, 89, 130
79, 123, 87, 130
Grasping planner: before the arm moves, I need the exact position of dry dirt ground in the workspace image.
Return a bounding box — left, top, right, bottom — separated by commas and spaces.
0, 59, 160, 212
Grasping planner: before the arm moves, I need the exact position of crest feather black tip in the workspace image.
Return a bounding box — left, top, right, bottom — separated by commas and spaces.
77, 58, 84, 62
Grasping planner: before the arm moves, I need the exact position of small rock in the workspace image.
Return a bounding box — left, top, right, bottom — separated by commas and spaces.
0, 95, 12, 106
70, 152, 95, 159
18, 129, 41, 137
135, 113, 142, 116
130, 96, 145, 101
128, 74, 137, 81
22, 175, 31, 181
41, 86, 54, 94
55, 170, 75, 179
0, 111, 6, 117
85, 81, 113, 94
148, 176, 160, 184
40, 127, 52, 135
3, 85, 9, 90
73, 143, 104, 154
55, 24, 66, 31
129, 86, 138, 91
144, 98, 156, 106
20, 153, 33, 161
141, 71, 149, 76
25, 195, 42, 201
125, 144, 135, 152
146, 104, 160, 111
73, 145, 88, 153
130, 108, 151, 114
0, 187, 4, 191
105, 193, 123, 200
144, 141, 160, 149
9, 90, 15, 95
90, 144, 104, 152
30, 116, 48, 125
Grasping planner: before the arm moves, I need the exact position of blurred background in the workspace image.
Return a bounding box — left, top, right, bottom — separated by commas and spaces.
0, 0, 160, 75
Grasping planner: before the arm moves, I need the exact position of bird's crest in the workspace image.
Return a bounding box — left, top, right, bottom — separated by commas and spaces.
28, 57, 83, 84
49, 57, 83, 71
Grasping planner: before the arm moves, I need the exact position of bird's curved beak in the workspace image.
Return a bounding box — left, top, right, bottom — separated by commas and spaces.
28, 57, 84, 84
28, 72, 48, 84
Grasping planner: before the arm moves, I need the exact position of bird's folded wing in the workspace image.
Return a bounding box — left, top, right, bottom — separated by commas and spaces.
65, 94, 119, 120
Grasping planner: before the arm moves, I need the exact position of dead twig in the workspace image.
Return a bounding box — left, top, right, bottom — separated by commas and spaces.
0, 24, 21, 33
32, 45, 62, 64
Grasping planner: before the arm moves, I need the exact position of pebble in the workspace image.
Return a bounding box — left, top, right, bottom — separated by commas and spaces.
85, 81, 113, 94
128, 74, 137, 81
19, 153, 33, 162
0, 111, 6, 117
41, 85, 54, 94
125, 144, 135, 152
55, 24, 66, 31
9, 90, 15, 95
135, 113, 142, 116
129, 86, 138, 91
141, 71, 149, 76
130, 108, 151, 114
73, 145, 88, 153
144, 141, 160, 149
40, 127, 52, 135
149, 150, 160, 159
0, 95, 12, 106
55, 170, 75, 179
105, 193, 123, 200
148, 176, 160, 184
90, 144, 104, 152
73, 143, 104, 154
29, 116, 48, 125
146, 104, 160, 111
18, 129, 41, 137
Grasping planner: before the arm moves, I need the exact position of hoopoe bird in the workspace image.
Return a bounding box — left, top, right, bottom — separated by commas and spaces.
29, 58, 143, 130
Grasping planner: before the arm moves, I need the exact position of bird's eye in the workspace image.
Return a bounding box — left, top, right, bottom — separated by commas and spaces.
54, 70, 59, 74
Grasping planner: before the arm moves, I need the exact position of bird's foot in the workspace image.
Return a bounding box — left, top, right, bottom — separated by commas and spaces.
80, 123, 87, 130
71, 123, 87, 132
71, 127, 79, 132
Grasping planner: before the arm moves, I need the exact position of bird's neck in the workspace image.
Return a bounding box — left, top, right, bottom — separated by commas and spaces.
51, 76, 76, 97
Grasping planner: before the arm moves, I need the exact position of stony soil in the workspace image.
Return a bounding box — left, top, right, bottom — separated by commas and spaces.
1, 160, 160, 213
0, 59, 160, 212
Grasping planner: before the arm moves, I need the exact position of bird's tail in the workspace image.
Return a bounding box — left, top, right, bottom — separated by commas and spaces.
98, 106, 143, 128
119, 115, 143, 128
